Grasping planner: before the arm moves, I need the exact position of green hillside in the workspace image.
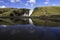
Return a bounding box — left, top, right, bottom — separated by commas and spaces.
31, 6, 60, 18
0, 8, 29, 17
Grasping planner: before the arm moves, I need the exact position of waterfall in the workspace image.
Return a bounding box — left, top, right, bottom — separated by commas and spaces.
23, 9, 34, 16
29, 18, 33, 24
23, 12, 29, 16
29, 9, 34, 16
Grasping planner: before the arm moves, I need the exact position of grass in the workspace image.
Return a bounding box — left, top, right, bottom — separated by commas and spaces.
0, 8, 29, 17
31, 6, 60, 17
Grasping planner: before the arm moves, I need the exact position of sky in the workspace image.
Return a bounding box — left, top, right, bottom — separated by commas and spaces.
0, 0, 60, 9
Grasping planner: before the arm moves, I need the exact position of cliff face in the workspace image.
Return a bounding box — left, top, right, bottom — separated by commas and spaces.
0, 8, 29, 17
31, 6, 60, 17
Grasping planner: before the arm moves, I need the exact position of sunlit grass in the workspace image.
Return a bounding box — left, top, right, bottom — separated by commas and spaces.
31, 6, 60, 17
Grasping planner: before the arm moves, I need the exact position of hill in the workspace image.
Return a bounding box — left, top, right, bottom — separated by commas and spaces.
0, 8, 29, 17
31, 6, 60, 18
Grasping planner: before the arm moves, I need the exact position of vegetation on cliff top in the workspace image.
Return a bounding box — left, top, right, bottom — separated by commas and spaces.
31, 6, 60, 18
0, 8, 29, 17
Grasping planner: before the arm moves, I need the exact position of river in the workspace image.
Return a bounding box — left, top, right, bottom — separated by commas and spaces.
0, 18, 60, 40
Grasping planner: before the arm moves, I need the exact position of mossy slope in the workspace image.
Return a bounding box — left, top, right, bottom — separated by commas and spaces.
0, 8, 29, 17
31, 6, 60, 17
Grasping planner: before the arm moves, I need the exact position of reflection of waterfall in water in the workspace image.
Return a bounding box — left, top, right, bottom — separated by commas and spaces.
1, 25, 7, 27
29, 18, 33, 24
29, 9, 34, 16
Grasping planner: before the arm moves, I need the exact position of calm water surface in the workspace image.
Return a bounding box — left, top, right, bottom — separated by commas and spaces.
0, 18, 60, 40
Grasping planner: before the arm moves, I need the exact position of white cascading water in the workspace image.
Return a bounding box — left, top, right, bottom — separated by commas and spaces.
23, 12, 29, 16
29, 18, 33, 24
29, 9, 34, 16
28, 9, 34, 24
23, 9, 34, 16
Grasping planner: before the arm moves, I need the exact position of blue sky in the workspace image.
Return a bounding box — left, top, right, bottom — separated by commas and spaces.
0, 0, 60, 9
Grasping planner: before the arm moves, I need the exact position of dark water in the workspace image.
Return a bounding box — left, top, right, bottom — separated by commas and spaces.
0, 18, 60, 40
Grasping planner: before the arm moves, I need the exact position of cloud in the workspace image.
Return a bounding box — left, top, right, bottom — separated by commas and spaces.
10, 0, 21, 3
46, 0, 49, 1
15, 0, 21, 2
0, 1, 4, 3
30, 3, 34, 7
44, 0, 49, 4
25, 0, 36, 7
0, 5, 6, 8
27, 0, 36, 4
10, 0, 15, 3
25, 3, 29, 6
44, 1, 49, 4
52, 4, 57, 6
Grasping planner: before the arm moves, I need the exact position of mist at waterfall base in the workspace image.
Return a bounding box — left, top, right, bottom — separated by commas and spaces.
0, 18, 60, 40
